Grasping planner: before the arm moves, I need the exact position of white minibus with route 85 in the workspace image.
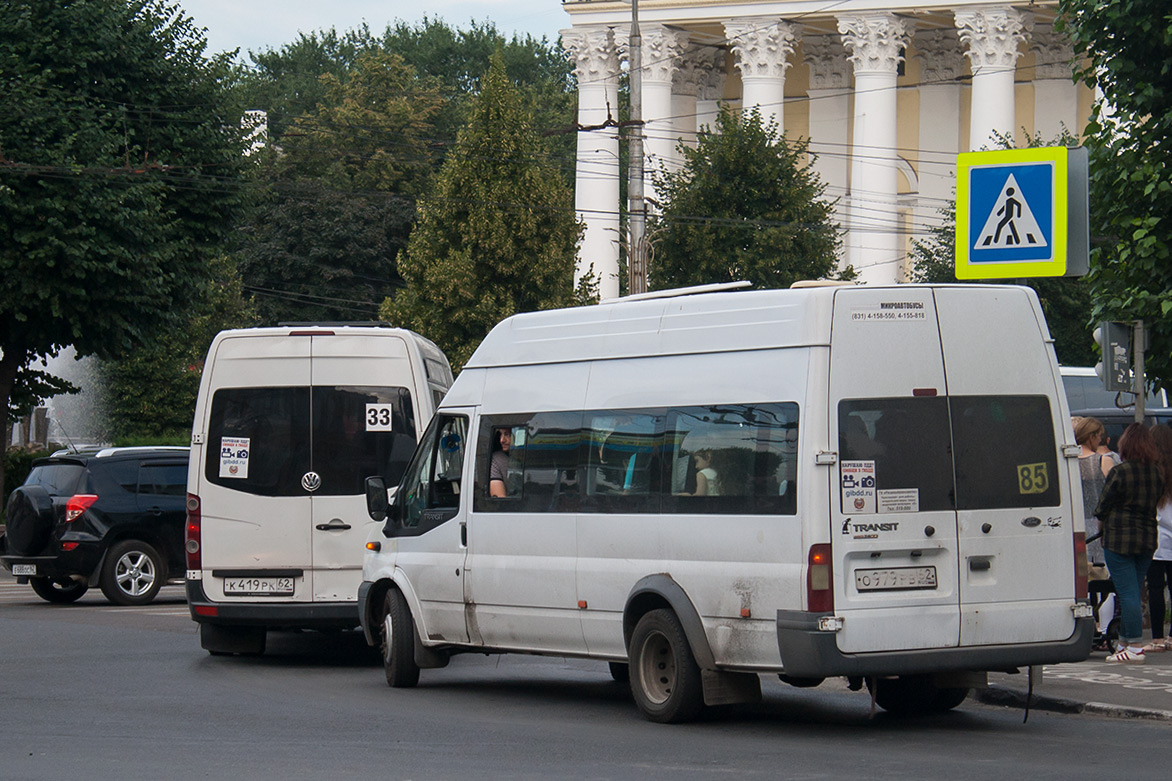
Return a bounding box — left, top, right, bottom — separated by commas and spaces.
357, 284, 1093, 722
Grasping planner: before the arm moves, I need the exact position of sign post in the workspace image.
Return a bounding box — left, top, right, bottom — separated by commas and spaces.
955, 146, 1088, 280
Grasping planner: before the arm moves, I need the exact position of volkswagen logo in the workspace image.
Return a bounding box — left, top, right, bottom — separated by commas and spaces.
301, 472, 322, 492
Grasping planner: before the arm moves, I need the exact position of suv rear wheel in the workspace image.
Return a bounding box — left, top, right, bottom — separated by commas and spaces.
29, 576, 89, 604
100, 540, 164, 605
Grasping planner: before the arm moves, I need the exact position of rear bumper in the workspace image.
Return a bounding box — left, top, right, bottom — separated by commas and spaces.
1, 550, 101, 582
776, 607, 1095, 678
185, 579, 360, 630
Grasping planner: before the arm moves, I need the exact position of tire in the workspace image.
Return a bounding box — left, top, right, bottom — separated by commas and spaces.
869, 675, 966, 716
29, 576, 88, 604
4, 485, 56, 555
381, 589, 420, 688
628, 609, 703, 723
608, 662, 630, 683
99, 540, 164, 606
200, 623, 266, 655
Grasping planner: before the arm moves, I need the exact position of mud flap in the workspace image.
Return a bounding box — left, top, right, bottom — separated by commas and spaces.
701, 669, 761, 706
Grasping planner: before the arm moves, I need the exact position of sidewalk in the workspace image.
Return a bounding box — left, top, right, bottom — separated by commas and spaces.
978, 640, 1172, 721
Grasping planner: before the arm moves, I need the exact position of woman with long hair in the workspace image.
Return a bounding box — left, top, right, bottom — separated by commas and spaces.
1143, 426, 1172, 652
1096, 423, 1165, 663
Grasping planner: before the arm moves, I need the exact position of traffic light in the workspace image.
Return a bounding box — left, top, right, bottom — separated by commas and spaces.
1094, 321, 1132, 392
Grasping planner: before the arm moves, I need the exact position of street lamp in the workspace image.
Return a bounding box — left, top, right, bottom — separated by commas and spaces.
622, 0, 648, 295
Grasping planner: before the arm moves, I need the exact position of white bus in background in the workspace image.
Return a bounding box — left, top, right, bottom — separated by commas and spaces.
185, 325, 452, 655
358, 284, 1094, 722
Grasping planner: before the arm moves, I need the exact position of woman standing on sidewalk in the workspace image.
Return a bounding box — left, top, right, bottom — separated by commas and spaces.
1143, 426, 1172, 653
1097, 423, 1165, 663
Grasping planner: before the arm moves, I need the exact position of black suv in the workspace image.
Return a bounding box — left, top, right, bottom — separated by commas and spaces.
1, 447, 189, 605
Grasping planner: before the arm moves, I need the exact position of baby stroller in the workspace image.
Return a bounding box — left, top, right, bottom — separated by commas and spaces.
1086, 531, 1121, 652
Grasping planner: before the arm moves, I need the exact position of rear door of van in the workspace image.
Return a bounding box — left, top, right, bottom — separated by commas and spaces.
934, 287, 1077, 646
307, 332, 421, 601
829, 287, 961, 653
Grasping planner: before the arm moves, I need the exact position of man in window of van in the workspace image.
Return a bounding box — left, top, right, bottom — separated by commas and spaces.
490, 428, 513, 497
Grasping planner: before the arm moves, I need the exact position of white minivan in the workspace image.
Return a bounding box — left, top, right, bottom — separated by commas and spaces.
357, 284, 1094, 721
186, 325, 452, 654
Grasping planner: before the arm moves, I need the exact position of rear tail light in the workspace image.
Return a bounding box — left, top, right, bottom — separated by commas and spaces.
1073, 531, 1088, 600
807, 543, 834, 613
65, 494, 99, 522
185, 493, 202, 570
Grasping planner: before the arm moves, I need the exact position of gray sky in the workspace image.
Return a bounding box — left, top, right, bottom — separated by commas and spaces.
179, 0, 570, 59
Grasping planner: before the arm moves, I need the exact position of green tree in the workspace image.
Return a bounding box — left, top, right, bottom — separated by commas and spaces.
98, 255, 256, 443
1059, 0, 1172, 391
0, 0, 248, 490
649, 108, 843, 291
908, 131, 1098, 368
381, 53, 585, 369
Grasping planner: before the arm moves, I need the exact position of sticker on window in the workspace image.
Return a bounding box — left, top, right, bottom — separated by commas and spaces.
366, 403, 394, 432
220, 437, 250, 479
1017, 462, 1049, 495
878, 488, 919, 513
841, 460, 876, 513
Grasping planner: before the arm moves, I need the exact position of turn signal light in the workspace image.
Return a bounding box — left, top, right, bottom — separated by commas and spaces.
807, 543, 834, 613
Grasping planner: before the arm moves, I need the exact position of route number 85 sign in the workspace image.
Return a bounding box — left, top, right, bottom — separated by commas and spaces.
1017, 462, 1049, 495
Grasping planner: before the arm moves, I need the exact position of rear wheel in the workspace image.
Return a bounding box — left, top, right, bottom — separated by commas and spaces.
200, 623, 266, 655
628, 609, 703, 723
381, 589, 420, 688
100, 540, 164, 605
29, 576, 88, 604
869, 675, 969, 716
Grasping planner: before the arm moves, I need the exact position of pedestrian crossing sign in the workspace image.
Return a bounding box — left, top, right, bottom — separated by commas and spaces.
955, 146, 1089, 279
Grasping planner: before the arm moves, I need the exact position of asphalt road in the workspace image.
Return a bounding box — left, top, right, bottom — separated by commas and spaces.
2, 573, 1169, 780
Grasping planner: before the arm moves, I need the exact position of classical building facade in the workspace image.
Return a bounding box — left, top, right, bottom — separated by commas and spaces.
560, 0, 1092, 298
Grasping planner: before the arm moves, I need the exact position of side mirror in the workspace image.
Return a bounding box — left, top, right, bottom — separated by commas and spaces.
365, 476, 389, 522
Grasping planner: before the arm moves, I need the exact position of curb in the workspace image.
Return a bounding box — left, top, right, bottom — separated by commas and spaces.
977, 684, 1172, 722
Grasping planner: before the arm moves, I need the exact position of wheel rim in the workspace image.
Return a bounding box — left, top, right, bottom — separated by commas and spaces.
382, 611, 395, 665
637, 630, 676, 706
115, 551, 156, 596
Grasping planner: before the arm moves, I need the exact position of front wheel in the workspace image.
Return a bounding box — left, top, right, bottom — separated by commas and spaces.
628, 609, 703, 723
29, 576, 88, 604
381, 589, 420, 688
100, 540, 164, 605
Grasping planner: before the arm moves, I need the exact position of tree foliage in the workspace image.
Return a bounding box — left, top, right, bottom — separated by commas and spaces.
0, 0, 248, 488
1059, 0, 1172, 391
648, 108, 843, 291
381, 53, 585, 369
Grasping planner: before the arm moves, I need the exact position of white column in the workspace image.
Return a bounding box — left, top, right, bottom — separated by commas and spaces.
562, 26, 623, 300
1032, 24, 1078, 141
804, 35, 851, 271
838, 13, 912, 285
671, 49, 701, 154
724, 18, 797, 132
639, 25, 686, 205
956, 6, 1030, 151
695, 48, 728, 134
914, 29, 965, 241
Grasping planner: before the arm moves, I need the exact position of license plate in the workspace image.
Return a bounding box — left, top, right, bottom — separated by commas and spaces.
855, 566, 937, 592
12, 564, 37, 576
223, 577, 294, 596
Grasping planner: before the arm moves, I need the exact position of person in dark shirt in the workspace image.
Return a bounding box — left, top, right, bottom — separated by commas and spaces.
1096, 423, 1165, 663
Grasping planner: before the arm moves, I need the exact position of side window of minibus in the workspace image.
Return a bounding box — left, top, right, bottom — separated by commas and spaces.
583, 411, 664, 512
400, 415, 466, 529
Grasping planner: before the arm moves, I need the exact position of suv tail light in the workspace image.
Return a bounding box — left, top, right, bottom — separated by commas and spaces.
65, 494, 99, 522
185, 493, 202, 570
807, 543, 834, 613
1073, 531, 1088, 599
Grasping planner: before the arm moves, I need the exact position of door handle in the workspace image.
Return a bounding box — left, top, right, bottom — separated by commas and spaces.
316, 518, 352, 531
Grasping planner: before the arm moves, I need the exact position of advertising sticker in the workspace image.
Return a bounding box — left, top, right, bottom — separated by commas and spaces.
220, 437, 250, 479
841, 460, 876, 513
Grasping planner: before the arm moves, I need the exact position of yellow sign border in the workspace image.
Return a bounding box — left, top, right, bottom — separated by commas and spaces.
955, 147, 1070, 280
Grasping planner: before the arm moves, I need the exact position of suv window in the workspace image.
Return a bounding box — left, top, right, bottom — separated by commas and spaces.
139, 463, 188, 497
24, 463, 85, 497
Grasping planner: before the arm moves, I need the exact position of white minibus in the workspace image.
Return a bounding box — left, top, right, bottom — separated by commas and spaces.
186, 325, 452, 654
358, 284, 1093, 721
